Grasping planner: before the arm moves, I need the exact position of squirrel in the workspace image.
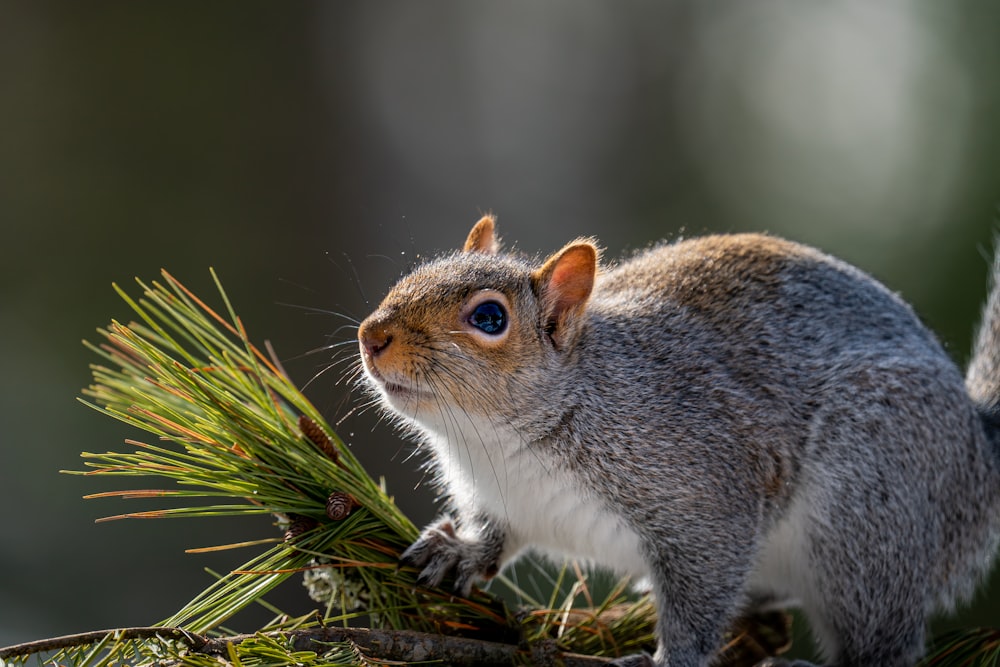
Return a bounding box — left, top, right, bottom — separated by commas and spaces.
356, 215, 1000, 667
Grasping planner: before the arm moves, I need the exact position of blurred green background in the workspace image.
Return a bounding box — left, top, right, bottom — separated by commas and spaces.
2, 0, 999, 653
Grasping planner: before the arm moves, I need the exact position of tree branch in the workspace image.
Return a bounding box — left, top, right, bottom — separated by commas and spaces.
0, 627, 207, 660
0, 626, 611, 667
201, 626, 610, 666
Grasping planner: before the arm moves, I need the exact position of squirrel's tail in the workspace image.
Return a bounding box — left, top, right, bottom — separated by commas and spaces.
966, 244, 1000, 445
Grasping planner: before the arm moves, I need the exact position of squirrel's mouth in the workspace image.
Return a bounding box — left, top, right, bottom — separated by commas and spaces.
380, 380, 436, 408
364, 364, 429, 402
383, 381, 416, 397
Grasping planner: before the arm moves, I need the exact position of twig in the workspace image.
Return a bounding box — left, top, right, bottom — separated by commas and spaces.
0, 626, 611, 667
199, 626, 610, 667
0, 627, 206, 660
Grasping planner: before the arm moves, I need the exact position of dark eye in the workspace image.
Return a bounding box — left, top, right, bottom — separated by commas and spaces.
468, 301, 507, 335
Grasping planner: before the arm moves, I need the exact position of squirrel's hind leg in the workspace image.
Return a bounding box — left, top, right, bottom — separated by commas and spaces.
793, 512, 927, 667
788, 370, 942, 667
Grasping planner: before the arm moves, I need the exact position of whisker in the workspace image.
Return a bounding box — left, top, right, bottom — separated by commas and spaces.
339, 363, 369, 390
302, 358, 355, 392
425, 364, 512, 521
334, 402, 366, 428
279, 341, 358, 368
276, 301, 362, 324
339, 252, 370, 309
328, 323, 362, 338
424, 340, 554, 480
276, 276, 321, 296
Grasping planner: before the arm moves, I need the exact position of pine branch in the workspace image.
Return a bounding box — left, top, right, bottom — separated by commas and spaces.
70, 268, 496, 635
197, 627, 610, 667
0, 628, 206, 661
0, 625, 610, 667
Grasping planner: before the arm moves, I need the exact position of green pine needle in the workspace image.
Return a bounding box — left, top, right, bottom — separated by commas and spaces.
68, 268, 502, 636
923, 627, 1000, 666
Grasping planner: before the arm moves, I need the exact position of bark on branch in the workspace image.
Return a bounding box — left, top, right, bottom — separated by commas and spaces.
0, 625, 611, 666
0, 627, 206, 660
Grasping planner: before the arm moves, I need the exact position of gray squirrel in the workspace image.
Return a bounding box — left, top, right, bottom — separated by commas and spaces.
356, 215, 1000, 667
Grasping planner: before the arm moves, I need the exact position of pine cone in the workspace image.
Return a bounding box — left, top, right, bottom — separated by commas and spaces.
326, 491, 357, 520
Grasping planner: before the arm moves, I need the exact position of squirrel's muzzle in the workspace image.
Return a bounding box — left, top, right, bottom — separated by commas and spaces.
359, 322, 392, 360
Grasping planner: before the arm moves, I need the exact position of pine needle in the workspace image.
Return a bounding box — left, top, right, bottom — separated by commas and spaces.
923, 627, 1000, 666
68, 268, 503, 637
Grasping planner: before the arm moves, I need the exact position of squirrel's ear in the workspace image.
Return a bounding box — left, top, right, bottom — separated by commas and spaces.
463, 215, 500, 254
532, 240, 598, 349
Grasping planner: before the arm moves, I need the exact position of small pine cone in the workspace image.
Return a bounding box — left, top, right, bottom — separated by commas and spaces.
299, 415, 339, 463
284, 514, 318, 542
326, 491, 357, 521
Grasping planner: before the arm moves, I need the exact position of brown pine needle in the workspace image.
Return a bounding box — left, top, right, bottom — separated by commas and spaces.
186, 538, 283, 554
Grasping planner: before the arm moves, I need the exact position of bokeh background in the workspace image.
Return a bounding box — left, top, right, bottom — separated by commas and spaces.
2, 0, 999, 656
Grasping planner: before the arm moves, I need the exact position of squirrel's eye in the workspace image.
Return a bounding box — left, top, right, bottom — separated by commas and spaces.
468, 301, 507, 335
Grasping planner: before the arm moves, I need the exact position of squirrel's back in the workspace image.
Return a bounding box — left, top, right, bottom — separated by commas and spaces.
594, 233, 940, 366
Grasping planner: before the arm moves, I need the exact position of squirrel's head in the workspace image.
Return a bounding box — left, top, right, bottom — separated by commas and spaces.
357, 215, 599, 422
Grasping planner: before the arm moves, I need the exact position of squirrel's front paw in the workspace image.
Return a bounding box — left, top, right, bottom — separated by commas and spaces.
400, 517, 501, 597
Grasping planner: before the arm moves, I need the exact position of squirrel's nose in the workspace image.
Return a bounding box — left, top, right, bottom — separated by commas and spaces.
359, 322, 393, 359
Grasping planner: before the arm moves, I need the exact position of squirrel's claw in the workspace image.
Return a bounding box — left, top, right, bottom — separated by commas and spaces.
400, 516, 500, 597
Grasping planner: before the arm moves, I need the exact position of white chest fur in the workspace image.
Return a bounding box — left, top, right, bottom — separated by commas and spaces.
413, 410, 649, 579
